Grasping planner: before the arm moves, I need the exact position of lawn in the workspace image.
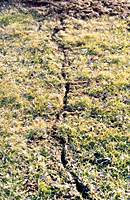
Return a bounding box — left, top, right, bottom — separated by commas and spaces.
0, 3, 129, 200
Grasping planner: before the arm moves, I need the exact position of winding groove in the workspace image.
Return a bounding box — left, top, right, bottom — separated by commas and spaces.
50, 17, 93, 199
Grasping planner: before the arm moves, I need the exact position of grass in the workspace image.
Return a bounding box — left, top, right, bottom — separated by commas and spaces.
0, 4, 130, 200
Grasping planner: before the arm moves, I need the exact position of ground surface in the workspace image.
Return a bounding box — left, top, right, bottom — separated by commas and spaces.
2, 0, 130, 19
0, 1, 130, 200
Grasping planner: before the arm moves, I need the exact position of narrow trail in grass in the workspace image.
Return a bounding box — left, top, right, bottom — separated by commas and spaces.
49, 16, 93, 199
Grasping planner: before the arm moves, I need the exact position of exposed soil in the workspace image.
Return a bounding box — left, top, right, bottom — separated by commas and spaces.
2, 0, 130, 19
49, 17, 93, 198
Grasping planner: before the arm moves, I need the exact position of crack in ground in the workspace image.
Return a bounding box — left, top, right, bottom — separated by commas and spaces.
50, 17, 93, 199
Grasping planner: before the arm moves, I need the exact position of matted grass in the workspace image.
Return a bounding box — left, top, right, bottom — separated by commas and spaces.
0, 5, 129, 200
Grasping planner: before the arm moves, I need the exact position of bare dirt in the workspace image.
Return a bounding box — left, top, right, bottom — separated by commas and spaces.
2, 0, 130, 19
